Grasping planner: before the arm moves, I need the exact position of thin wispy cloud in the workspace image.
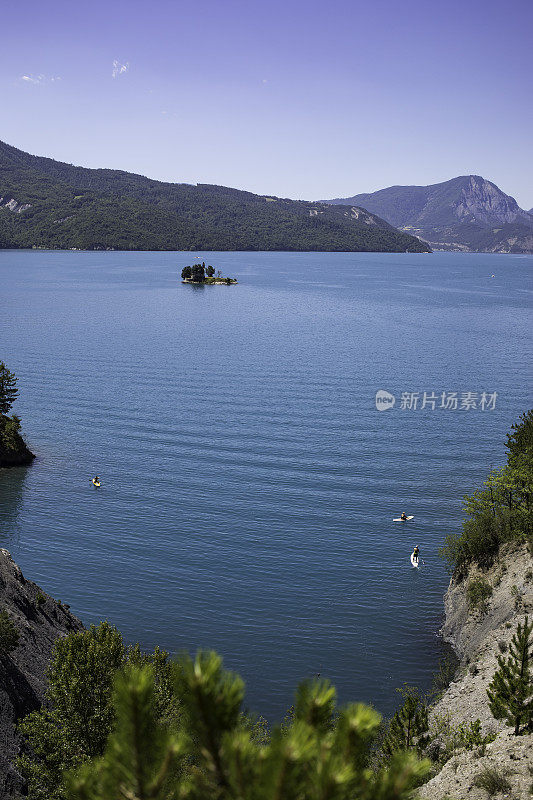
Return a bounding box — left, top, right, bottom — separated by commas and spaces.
112, 60, 129, 79
20, 74, 61, 85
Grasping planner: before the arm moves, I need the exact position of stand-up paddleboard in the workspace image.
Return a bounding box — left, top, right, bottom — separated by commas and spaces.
393, 515, 414, 521
410, 553, 419, 568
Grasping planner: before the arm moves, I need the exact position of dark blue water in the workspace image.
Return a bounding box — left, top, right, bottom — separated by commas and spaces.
1, 250, 531, 719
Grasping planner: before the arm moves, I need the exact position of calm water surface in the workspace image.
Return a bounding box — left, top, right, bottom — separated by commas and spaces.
1, 250, 532, 719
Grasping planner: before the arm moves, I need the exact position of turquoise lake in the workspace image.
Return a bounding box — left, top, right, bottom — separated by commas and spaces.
1, 250, 532, 719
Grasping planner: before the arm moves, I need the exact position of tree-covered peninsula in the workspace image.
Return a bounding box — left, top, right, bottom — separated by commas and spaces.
181, 263, 237, 284
0, 361, 34, 467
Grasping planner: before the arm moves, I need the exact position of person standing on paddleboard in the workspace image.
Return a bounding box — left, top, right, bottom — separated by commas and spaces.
412, 545, 420, 564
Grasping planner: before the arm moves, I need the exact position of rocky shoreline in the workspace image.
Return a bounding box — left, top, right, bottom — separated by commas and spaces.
419, 542, 533, 800
0, 550, 82, 800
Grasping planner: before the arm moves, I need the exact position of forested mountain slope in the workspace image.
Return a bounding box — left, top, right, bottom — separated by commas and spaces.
0, 141, 429, 252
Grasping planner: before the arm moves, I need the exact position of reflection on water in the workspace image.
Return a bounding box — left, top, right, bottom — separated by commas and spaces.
0, 464, 31, 549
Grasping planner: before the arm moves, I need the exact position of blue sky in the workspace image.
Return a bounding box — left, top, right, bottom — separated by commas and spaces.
1, 0, 532, 207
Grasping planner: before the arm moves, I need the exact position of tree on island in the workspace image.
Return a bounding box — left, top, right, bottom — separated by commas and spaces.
180, 264, 236, 284
487, 616, 533, 735
191, 264, 206, 282
0, 361, 19, 414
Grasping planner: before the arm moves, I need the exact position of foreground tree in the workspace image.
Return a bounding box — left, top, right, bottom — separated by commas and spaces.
181, 266, 192, 280
67, 651, 430, 800
68, 666, 182, 800
0, 361, 19, 414
487, 616, 533, 735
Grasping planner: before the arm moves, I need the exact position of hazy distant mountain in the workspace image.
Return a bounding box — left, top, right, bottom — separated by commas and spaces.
325, 176, 533, 253
0, 141, 429, 253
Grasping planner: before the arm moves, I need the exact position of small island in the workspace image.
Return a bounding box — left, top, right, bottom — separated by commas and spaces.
181, 263, 237, 285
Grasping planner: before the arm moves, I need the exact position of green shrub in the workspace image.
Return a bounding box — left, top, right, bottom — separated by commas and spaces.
0, 608, 20, 655
456, 719, 496, 753
440, 510, 510, 576
1, 414, 22, 451
467, 577, 493, 613
35, 592, 46, 606
430, 715, 495, 764
473, 765, 512, 795
440, 410, 533, 576
431, 652, 459, 697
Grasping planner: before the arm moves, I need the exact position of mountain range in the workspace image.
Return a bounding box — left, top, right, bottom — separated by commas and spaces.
325, 176, 533, 253
0, 141, 428, 253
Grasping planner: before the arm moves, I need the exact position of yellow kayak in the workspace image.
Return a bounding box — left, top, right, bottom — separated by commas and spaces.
92, 480, 101, 487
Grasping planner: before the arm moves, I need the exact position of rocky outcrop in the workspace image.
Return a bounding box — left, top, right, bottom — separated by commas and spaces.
0, 417, 35, 468
454, 177, 531, 227
0, 198, 32, 214
0, 550, 83, 800
419, 543, 533, 800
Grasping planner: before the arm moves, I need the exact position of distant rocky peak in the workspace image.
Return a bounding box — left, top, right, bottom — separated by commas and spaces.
455, 176, 529, 226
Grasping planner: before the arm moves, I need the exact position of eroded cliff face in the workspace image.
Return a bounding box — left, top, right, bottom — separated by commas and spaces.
0, 550, 83, 800
419, 543, 533, 800
455, 177, 531, 227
